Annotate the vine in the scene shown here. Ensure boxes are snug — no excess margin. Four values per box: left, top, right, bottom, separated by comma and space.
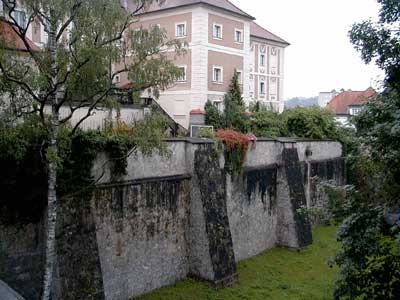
0, 112, 169, 225
216, 129, 255, 176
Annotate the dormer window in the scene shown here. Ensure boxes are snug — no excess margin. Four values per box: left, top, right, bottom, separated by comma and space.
213, 23, 223, 39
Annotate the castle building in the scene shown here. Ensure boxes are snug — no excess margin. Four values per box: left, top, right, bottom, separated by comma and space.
122, 0, 289, 128
0, 0, 289, 129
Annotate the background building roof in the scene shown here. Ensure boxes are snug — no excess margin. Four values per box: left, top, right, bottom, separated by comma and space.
250, 22, 289, 45
326, 87, 377, 114
136, 0, 254, 19
0, 21, 40, 52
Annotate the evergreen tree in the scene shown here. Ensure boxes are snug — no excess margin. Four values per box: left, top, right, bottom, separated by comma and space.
204, 100, 223, 129
223, 71, 249, 132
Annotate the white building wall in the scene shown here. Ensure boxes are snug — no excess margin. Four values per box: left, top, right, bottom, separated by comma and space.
190, 7, 209, 110
242, 21, 251, 106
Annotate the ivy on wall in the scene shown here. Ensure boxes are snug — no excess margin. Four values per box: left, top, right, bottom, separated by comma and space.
0, 113, 169, 225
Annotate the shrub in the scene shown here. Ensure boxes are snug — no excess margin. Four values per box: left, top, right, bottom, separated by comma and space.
197, 127, 215, 139
250, 107, 286, 137
282, 106, 339, 139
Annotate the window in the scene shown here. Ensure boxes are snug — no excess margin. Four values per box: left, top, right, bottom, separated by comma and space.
350, 107, 362, 116
235, 29, 243, 43
260, 54, 265, 67
236, 70, 243, 84
213, 100, 223, 112
177, 65, 187, 82
213, 23, 222, 39
260, 81, 265, 95
176, 23, 186, 38
213, 66, 223, 83
12, 10, 26, 28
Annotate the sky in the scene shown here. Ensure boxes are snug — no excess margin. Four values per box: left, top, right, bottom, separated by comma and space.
230, 0, 384, 99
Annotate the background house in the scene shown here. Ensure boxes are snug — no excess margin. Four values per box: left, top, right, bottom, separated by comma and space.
326, 87, 377, 125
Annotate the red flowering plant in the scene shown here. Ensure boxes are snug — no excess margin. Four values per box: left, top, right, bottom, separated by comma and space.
216, 129, 256, 175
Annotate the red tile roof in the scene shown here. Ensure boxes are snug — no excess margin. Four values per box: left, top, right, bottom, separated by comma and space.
134, 0, 254, 19
119, 81, 133, 89
0, 21, 41, 52
250, 22, 289, 46
326, 87, 377, 114
190, 109, 205, 115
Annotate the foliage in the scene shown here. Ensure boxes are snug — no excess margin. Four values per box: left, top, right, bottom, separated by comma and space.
207, 96, 346, 141
281, 107, 340, 139
330, 205, 400, 300
250, 105, 286, 138
0, 116, 48, 224
0, 1, 185, 297
135, 226, 340, 300
196, 127, 215, 139
216, 129, 253, 176
330, 3, 400, 298
222, 72, 250, 132
349, 0, 400, 91
204, 100, 223, 130
0, 112, 168, 224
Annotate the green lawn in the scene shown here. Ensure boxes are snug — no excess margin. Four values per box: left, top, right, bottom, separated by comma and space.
135, 226, 339, 300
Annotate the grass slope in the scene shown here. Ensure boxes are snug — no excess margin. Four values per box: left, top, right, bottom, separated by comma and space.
135, 226, 339, 300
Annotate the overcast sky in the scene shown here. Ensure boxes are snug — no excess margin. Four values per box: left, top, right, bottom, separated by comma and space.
230, 0, 384, 99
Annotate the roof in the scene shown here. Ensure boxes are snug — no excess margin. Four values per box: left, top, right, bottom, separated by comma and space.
326, 87, 377, 114
134, 0, 254, 19
0, 21, 40, 52
190, 109, 205, 115
250, 22, 289, 46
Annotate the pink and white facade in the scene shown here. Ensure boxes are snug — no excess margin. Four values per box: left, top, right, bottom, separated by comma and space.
125, 0, 289, 128
1, 0, 289, 130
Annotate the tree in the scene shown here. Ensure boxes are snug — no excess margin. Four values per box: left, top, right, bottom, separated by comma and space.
330, 1, 400, 299
0, 1, 184, 299
204, 100, 223, 129
282, 106, 340, 139
250, 105, 285, 138
223, 71, 249, 132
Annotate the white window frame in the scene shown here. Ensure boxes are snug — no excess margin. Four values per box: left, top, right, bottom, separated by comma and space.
234, 28, 243, 43
213, 100, 223, 112
176, 65, 187, 82
212, 66, 224, 83
260, 81, 266, 96
12, 9, 26, 28
175, 22, 187, 38
260, 53, 266, 67
213, 23, 223, 40
236, 70, 243, 84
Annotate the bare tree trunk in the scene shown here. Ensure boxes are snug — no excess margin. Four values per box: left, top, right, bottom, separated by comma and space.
42, 15, 60, 300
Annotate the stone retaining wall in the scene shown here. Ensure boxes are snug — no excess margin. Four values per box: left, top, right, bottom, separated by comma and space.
0, 138, 345, 299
